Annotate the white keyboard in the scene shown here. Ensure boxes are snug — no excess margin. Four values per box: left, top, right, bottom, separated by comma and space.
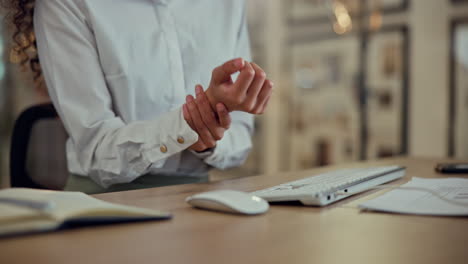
251, 165, 406, 206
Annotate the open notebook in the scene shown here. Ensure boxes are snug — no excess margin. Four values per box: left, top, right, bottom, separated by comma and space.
0, 188, 171, 238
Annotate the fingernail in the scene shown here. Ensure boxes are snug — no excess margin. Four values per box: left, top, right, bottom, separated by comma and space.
187, 95, 194, 102
195, 85, 202, 95
233, 58, 244, 68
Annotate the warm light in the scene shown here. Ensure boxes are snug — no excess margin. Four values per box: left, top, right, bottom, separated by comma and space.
332, 1, 352, 35
369, 11, 383, 31
333, 22, 347, 35
337, 13, 351, 27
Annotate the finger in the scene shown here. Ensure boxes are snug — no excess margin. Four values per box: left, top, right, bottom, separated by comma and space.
183, 103, 195, 130
185, 102, 210, 151
243, 62, 266, 111
183, 103, 189, 121
216, 103, 231, 130
187, 95, 213, 147
186, 95, 217, 148
251, 80, 274, 114
190, 140, 208, 152
232, 62, 255, 100
211, 58, 245, 84
195, 85, 221, 139
195, 85, 221, 140
259, 94, 272, 114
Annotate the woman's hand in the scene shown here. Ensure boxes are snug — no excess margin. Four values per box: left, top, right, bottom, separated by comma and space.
205, 58, 274, 114
183, 85, 231, 152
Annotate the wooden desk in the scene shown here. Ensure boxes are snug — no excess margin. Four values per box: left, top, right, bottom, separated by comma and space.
1, 158, 467, 264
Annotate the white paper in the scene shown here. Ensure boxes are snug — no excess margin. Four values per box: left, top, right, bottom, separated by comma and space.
359, 177, 468, 216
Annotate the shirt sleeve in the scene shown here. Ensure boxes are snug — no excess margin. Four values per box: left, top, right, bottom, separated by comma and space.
34, 0, 199, 188
193, 1, 255, 170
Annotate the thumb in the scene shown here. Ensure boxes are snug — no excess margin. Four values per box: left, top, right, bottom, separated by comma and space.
211, 58, 245, 84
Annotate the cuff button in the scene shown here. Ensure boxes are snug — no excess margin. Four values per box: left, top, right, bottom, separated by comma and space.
160, 145, 168, 153
177, 136, 185, 144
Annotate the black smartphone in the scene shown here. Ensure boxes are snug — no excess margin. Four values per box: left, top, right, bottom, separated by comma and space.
435, 163, 468, 173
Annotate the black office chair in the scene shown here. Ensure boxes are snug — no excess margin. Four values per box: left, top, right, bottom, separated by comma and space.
10, 103, 69, 189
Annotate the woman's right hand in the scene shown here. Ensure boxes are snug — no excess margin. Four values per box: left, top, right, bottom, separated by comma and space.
205, 58, 274, 114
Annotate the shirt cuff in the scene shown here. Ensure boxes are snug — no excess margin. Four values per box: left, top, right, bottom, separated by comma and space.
141, 107, 199, 165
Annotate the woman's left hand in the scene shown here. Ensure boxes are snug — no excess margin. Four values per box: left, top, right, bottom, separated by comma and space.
183, 85, 231, 152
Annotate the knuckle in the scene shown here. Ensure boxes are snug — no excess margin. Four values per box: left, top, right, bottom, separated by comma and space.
242, 105, 251, 113
246, 68, 255, 77
206, 141, 216, 148
263, 85, 272, 94
256, 70, 266, 79
211, 67, 220, 77
247, 102, 256, 112
234, 95, 244, 105
199, 92, 208, 102
251, 108, 261, 115
197, 145, 206, 151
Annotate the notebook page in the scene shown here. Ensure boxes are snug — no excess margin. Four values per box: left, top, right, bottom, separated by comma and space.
0, 188, 169, 221
359, 177, 468, 216
0, 189, 59, 221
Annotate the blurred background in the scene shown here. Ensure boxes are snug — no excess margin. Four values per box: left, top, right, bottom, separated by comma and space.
1, 0, 468, 187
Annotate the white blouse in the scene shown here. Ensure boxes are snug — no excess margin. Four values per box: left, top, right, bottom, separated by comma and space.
34, 0, 254, 188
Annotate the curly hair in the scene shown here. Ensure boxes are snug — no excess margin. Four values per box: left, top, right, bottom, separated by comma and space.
1, 0, 46, 94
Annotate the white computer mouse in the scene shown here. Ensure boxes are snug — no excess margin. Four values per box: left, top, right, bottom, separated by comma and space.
185, 190, 269, 215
